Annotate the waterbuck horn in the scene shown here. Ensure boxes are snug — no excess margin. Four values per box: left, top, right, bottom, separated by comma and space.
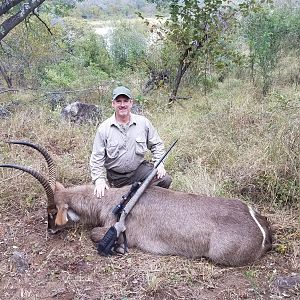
0, 164, 55, 206
7, 140, 56, 191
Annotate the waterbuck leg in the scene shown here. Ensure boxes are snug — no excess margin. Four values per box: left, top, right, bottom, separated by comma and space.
90, 227, 126, 254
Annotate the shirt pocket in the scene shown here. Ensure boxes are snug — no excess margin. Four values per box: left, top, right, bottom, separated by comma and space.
107, 140, 119, 159
135, 137, 147, 156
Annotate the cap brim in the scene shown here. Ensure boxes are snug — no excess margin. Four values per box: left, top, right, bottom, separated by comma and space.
112, 93, 132, 101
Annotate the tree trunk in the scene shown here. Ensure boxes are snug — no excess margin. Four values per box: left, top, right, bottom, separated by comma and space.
169, 45, 201, 103
250, 55, 255, 83
0, 64, 12, 88
170, 59, 185, 102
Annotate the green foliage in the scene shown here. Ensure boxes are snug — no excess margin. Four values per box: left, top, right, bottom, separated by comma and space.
110, 22, 148, 70
166, 0, 267, 52
243, 7, 300, 95
52, 20, 113, 85
42, 59, 109, 89
0, 14, 112, 90
73, 32, 113, 75
244, 9, 287, 95
41, 0, 82, 17
0, 14, 65, 88
157, 0, 269, 97
185, 38, 244, 92
285, 8, 300, 50
41, 22, 112, 89
43, 60, 77, 88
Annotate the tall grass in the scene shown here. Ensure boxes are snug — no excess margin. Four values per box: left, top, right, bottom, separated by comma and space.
0, 97, 96, 211
149, 78, 300, 207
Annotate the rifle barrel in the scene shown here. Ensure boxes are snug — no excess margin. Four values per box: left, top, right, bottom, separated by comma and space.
154, 138, 178, 168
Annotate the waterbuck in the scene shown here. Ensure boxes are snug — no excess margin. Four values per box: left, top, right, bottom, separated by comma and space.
0, 141, 272, 266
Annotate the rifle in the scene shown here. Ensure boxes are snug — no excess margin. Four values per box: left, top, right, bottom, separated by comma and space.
112, 181, 141, 218
97, 139, 178, 256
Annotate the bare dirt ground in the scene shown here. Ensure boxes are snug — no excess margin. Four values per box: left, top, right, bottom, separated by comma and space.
0, 200, 299, 300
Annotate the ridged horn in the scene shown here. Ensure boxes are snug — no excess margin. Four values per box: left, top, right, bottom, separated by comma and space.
7, 140, 56, 191
0, 164, 55, 206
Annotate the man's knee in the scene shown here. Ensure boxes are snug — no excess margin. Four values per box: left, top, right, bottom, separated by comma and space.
156, 174, 172, 189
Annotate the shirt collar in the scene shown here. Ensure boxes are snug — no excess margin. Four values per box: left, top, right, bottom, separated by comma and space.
110, 113, 137, 127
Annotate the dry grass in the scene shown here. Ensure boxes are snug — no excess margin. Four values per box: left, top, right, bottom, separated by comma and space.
149, 80, 300, 205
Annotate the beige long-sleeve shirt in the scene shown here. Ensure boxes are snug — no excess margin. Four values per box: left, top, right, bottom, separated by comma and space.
90, 113, 165, 183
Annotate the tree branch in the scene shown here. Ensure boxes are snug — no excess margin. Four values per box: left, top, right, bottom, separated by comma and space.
0, 88, 19, 94
0, 0, 24, 16
32, 11, 52, 35
0, 0, 47, 41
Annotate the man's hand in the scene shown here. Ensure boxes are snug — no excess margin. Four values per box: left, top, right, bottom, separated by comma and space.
94, 178, 110, 198
156, 163, 166, 179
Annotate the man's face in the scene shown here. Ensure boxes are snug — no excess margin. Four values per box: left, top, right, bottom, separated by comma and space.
112, 95, 133, 118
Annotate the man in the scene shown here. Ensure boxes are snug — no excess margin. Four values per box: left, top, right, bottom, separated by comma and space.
90, 86, 172, 198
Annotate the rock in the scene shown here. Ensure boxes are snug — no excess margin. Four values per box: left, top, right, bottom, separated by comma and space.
11, 251, 29, 273
61, 101, 101, 124
0, 106, 11, 118
131, 103, 144, 115
0, 100, 21, 119
272, 274, 300, 289
47, 93, 67, 111
271, 273, 300, 297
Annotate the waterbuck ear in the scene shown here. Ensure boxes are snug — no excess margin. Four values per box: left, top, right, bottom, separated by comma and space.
55, 204, 69, 226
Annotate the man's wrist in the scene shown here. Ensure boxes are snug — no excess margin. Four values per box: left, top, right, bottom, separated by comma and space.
95, 178, 106, 185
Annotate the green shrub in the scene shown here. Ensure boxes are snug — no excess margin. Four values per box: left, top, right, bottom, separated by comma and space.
36, 24, 113, 89
244, 7, 300, 95
42, 59, 110, 89
110, 22, 148, 70
73, 32, 113, 75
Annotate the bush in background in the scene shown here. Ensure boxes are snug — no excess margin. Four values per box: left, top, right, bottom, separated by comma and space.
42, 31, 112, 89
109, 21, 148, 71
243, 7, 300, 95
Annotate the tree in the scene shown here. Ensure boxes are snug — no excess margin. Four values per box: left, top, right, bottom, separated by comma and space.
153, 0, 271, 101
245, 9, 289, 95
0, 1, 84, 41
0, 0, 47, 41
